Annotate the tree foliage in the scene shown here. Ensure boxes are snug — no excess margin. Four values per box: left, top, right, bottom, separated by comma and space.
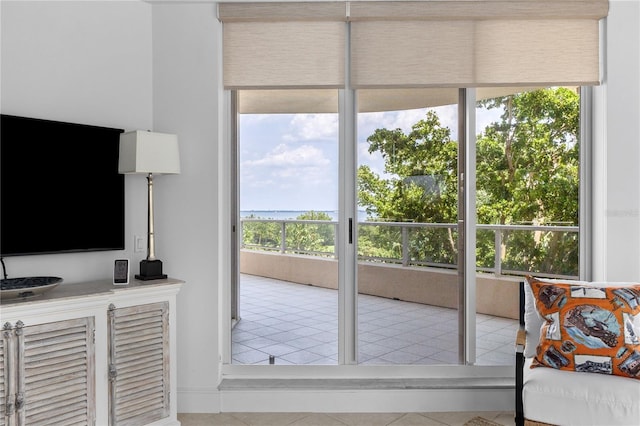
357, 88, 580, 276
242, 214, 280, 250
242, 88, 581, 276
242, 211, 335, 256
359, 110, 458, 223
286, 211, 335, 255
357, 111, 459, 265
476, 88, 579, 226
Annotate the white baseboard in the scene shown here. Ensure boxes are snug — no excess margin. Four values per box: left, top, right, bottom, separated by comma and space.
218, 388, 513, 413
177, 387, 221, 413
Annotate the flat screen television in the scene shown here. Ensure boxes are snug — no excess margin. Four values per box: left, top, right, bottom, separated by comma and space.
1, 114, 125, 256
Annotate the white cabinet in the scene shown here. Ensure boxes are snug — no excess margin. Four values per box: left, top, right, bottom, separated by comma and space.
0, 278, 183, 426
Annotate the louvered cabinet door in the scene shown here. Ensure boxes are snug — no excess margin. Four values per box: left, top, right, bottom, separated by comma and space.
19, 317, 96, 426
108, 302, 170, 426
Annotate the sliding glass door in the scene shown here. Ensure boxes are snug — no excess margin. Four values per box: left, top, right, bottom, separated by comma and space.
474, 87, 583, 365
356, 88, 463, 365
232, 90, 340, 365
229, 86, 584, 367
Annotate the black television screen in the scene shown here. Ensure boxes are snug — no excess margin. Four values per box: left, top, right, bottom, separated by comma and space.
1, 114, 125, 256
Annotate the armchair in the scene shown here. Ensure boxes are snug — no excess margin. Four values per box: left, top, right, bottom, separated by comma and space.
515, 278, 640, 426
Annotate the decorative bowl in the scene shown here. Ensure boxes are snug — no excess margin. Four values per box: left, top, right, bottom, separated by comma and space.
0, 276, 63, 299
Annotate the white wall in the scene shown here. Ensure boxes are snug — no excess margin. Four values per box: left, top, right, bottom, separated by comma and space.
151, 2, 222, 413
0, 0, 223, 413
593, 0, 640, 281
0, 1, 152, 283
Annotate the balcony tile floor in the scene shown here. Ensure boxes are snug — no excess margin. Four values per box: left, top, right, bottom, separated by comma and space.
233, 274, 518, 366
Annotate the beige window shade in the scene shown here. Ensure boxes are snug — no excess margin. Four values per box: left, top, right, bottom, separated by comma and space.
474, 20, 600, 87
351, 19, 602, 88
220, 1, 608, 90
350, 0, 608, 88
238, 90, 339, 114
223, 21, 345, 89
351, 20, 475, 89
237, 88, 459, 114
220, 2, 347, 89
237, 87, 551, 114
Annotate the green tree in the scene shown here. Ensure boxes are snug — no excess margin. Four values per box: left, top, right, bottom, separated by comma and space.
358, 88, 580, 275
242, 214, 280, 250
359, 110, 458, 223
476, 88, 579, 275
476, 88, 579, 226
242, 211, 335, 256
357, 110, 458, 264
286, 211, 334, 256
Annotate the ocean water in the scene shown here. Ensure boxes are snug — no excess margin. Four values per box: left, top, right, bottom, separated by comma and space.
241, 210, 367, 221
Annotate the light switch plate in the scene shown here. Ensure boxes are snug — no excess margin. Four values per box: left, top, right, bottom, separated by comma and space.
134, 235, 145, 253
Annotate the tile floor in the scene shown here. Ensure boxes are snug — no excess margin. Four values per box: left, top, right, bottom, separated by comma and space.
233, 274, 518, 366
178, 411, 516, 425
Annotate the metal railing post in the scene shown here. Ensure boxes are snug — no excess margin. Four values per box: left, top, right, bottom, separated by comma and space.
280, 221, 286, 254
494, 228, 502, 276
402, 225, 409, 267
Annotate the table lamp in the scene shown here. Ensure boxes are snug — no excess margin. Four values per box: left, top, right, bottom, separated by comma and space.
118, 130, 180, 280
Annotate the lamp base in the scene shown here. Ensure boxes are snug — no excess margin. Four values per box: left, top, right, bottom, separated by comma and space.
135, 259, 168, 281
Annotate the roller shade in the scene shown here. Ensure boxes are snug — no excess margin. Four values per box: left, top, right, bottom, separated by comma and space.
349, 1, 608, 88
351, 20, 474, 88
219, 2, 347, 89
238, 90, 339, 114
237, 87, 552, 114
220, 1, 608, 91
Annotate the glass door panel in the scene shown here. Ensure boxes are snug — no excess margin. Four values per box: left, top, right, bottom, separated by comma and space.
474, 87, 581, 365
356, 88, 461, 365
233, 89, 340, 365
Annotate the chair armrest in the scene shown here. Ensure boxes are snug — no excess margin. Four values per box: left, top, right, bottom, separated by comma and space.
515, 326, 526, 426
516, 327, 526, 353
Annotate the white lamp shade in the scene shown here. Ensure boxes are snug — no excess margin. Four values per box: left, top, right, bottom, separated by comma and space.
118, 130, 181, 175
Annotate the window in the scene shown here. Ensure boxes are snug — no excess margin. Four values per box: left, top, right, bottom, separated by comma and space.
220, 1, 604, 369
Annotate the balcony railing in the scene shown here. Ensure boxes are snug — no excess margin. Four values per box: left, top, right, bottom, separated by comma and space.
241, 218, 579, 279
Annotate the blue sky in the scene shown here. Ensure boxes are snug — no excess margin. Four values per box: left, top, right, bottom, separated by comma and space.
239, 105, 501, 211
